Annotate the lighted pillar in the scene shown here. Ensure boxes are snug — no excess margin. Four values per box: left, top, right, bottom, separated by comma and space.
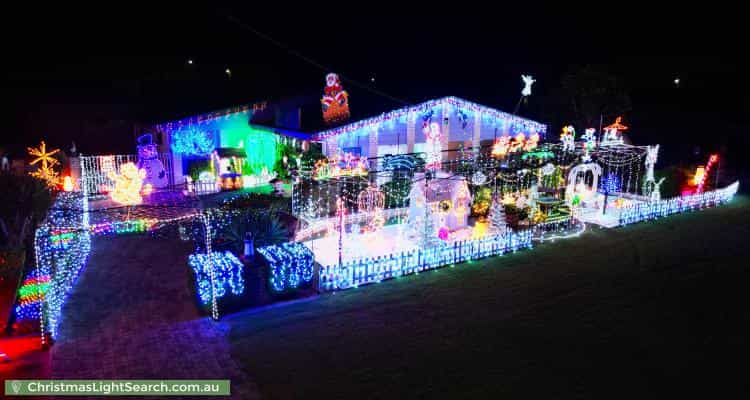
368, 125, 379, 161
441, 104, 451, 162
326, 136, 339, 157
406, 111, 416, 153
337, 197, 345, 267
472, 112, 481, 156
69, 156, 81, 191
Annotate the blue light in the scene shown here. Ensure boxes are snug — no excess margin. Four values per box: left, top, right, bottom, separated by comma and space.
318, 230, 534, 292
619, 181, 738, 225
171, 129, 215, 156
599, 173, 622, 194
257, 242, 314, 292
187, 251, 245, 304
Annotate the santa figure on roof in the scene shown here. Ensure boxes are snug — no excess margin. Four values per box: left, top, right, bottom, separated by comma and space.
321, 73, 350, 124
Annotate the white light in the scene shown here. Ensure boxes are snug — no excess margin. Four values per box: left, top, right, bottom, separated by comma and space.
674, 77, 680, 85
225, 68, 231, 75
521, 75, 535, 97
188, 59, 193, 65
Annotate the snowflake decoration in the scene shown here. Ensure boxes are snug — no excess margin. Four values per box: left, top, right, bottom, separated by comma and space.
28, 141, 61, 187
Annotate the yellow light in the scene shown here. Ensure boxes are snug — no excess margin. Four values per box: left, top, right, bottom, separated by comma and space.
27, 140, 61, 187
62, 176, 74, 192
472, 221, 488, 239
108, 162, 147, 205
693, 166, 705, 186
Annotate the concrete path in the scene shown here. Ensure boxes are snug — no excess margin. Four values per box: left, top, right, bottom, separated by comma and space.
49, 235, 258, 399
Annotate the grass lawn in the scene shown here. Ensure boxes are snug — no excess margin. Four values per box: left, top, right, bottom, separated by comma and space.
226, 196, 750, 399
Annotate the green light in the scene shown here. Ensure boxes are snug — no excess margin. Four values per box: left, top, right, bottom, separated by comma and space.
216, 115, 279, 175
245, 127, 278, 175
18, 282, 49, 298
521, 150, 554, 160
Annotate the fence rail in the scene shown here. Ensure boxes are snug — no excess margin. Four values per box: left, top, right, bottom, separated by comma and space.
318, 230, 533, 291
79, 153, 173, 196
619, 181, 739, 226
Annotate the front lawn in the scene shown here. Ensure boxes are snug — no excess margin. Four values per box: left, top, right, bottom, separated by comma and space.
226, 196, 750, 399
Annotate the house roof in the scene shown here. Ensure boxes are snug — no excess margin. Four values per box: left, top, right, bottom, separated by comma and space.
249, 124, 311, 140
154, 100, 312, 140
313, 96, 547, 141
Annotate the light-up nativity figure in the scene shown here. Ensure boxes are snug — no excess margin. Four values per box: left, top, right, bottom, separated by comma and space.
601, 116, 628, 146
213, 148, 246, 191
357, 184, 386, 233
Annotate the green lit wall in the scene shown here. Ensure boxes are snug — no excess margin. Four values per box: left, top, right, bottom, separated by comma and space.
215, 113, 279, 175
244, 127, 278, 175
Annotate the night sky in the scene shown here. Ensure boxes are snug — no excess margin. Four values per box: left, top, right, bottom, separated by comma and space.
3, 6, 748, 169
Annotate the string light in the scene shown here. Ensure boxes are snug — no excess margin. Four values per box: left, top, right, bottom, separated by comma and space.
257, 243, 314, 292
314, 96, 547, 141
696, 154, 719, 193
521, 75, 535, 97
321, 73, 351, 124
187, 251, 245, 304
619, 181, 738, 225
28, 141, 61, 187
319, 230, 533, 291
33, 193, 92, 341
560, 126, 575, 152
108, 163, 148, 205
171, 129, 215, 156
424, 122, 442, 170
601, 116, 628, 146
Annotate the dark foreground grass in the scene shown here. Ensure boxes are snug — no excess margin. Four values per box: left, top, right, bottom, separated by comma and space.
226, 197, 750, 399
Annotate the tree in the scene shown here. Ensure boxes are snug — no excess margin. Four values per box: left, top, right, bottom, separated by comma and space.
558, 65, 632, 130
420, 205, 440, 248
488, 199, 506, 235
0, 173, 53, 249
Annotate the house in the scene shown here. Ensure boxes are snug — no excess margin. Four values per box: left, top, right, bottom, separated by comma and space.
154, 100, 312, 192
313, 96, 547, 161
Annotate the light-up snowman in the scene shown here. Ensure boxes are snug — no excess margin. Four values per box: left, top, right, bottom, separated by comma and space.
137, 134, 169, 189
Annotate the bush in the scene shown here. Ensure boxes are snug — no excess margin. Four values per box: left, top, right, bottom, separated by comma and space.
471, 187, 492, 218
221, 192, 291, 214
273, 143, 300, 181
216, 209, 290, 255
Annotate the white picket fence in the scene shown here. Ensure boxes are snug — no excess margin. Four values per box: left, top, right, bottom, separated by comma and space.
619, 181, 739, 225
318, 230, 534, 291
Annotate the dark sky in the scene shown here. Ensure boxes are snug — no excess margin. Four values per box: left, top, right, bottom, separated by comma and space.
3, 5, 748, 168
